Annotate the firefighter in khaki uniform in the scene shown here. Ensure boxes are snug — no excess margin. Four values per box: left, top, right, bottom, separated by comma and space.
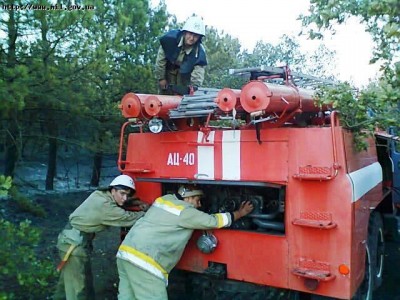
154, 15, 208, 95
53, 175, 147, 300
116, 185, 254, 300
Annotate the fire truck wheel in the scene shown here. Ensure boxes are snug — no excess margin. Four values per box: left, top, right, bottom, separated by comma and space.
367, 211, 385, 290
353, 211, 385, 300
352, 242, 373, 300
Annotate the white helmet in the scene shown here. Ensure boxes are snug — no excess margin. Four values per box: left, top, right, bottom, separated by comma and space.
178, 185, 204, 198
182, 15, 205, 36
109, 175, 135, 191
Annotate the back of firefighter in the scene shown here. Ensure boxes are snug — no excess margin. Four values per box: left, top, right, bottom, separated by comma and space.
53, 174, 147, 300
116, 185, 254, 300
154, 15, 208, 95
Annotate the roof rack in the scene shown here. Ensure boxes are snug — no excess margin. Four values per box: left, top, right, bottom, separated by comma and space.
168, 88, 219, 119
229, 65, 337, 89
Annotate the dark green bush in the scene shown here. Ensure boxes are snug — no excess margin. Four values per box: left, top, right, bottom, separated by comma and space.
0, 219, 56, 299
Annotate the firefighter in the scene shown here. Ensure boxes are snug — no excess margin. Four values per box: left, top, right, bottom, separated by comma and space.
154, 15, 208, 95
116, 185, 254, 300
53, 174, 148, 300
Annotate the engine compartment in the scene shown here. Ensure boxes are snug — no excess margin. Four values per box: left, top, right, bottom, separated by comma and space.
162, 182, 286, 234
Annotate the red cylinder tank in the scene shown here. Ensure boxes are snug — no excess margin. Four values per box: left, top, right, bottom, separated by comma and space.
119, 93, 183, 119
144, 95, 182, 117
240, 81, 321, 113
119, 93, 143, 118
214, 88, 241, 112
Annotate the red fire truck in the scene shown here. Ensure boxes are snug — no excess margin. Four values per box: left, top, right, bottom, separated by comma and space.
117, 66, 399, 299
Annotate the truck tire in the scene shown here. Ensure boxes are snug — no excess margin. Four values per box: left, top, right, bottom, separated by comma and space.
367, 211, 385, 290
352, 242, 373, 300
353, 211, 385, 300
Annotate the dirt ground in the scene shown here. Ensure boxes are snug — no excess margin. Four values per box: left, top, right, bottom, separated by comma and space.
3, 189, 400, 299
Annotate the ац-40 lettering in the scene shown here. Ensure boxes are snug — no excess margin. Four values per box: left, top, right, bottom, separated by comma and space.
167, 152, 195, 166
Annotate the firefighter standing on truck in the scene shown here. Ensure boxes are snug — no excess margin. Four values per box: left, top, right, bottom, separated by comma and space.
53, 175, 148, 300
116, 185, 254, 300
154, 15, 208, 95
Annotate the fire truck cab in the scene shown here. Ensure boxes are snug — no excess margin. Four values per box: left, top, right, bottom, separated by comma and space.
118, 66, 399, 299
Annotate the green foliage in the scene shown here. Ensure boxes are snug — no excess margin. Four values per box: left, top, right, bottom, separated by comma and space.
360, 63, 400, 127
316, 78, 399, 151
300, 0, 400, 150
236, 34, 338, 85
300, 0, 399, 66
0, 66, 29, 117
203, 32, 338, 89
68, 0, 170, 159
301, 44, 338, 79
0, 219, 56, 299
316, 83, 373, 151
241, 42, 277, 67
203, 27, 245, 88
0, 176, 12, 197
0, 0, 170, 182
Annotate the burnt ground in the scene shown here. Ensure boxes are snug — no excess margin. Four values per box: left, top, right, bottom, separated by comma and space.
1, 190, 398, 300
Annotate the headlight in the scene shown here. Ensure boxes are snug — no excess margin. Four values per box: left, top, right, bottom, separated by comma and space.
148, 117, 163, 133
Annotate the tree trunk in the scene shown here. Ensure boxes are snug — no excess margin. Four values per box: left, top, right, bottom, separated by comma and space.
90, 152, 103, 187
45, 120, 58, 190
4, 118, 18, 177
4, 9, 19, 177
